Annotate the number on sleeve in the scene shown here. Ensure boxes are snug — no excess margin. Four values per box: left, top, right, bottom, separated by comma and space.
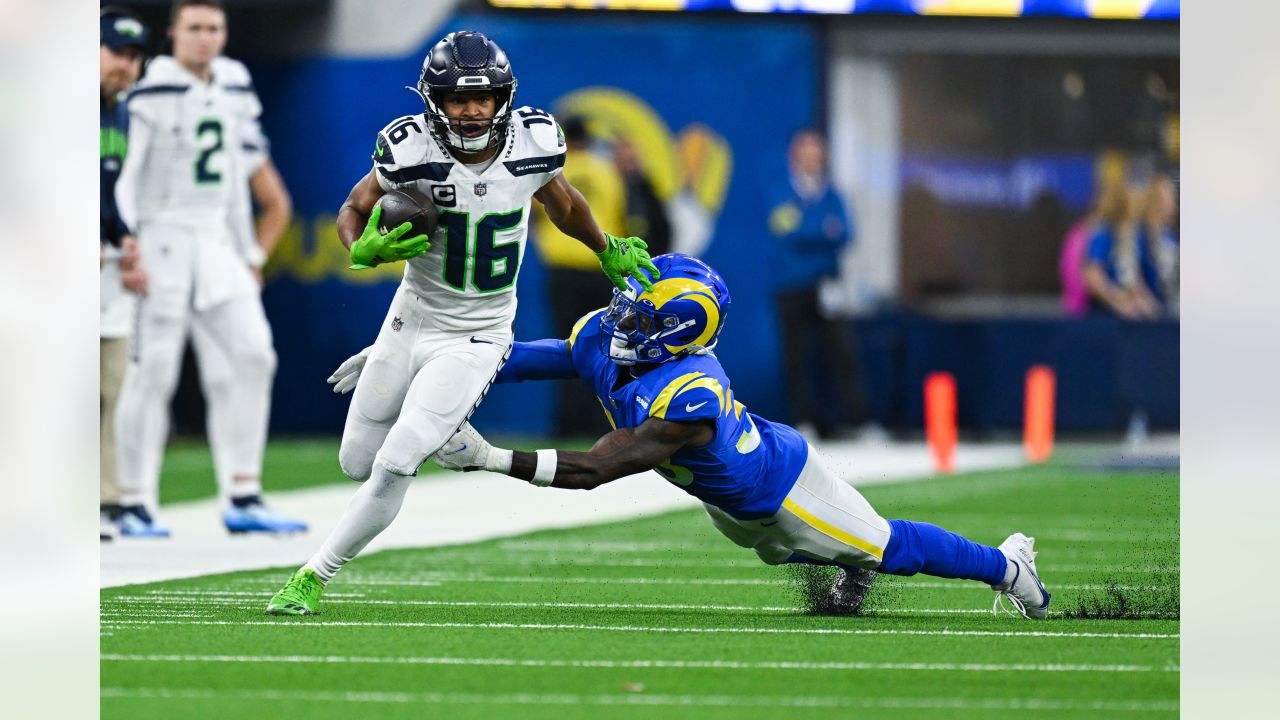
517, 108, 553, 128
387, 118, 422, 144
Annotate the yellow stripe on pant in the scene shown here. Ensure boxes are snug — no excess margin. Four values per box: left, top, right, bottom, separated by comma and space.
781, 497, 885, 562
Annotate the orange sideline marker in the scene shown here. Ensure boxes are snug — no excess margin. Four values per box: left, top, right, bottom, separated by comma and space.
1024, 364, 1056, 463
924, 372, 956, 474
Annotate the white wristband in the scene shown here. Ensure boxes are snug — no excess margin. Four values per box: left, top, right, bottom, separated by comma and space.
484, 448, 513, 474
532, 449, 557, 487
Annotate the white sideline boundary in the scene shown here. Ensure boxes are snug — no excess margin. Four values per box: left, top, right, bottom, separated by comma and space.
100, 441, 1024, 588
96, 617, 1179, 639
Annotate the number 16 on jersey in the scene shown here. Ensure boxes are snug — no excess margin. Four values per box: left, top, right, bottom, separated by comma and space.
438, 209, 524, 293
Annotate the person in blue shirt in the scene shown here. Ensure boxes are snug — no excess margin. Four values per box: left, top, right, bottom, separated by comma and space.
100, 6, 151, 540
293, 254, 1052, 621
1083, 180, 1162, 319
768, 129, 870, 438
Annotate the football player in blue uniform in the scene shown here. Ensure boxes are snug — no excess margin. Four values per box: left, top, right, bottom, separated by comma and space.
331, 254, 1051, 619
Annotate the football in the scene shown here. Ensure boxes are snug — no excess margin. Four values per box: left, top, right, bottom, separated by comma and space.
375, 188, 439, 239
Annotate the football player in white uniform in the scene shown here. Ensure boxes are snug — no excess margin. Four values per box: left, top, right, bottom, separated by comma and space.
113, 0, 306, 536
267, 30, 659, 614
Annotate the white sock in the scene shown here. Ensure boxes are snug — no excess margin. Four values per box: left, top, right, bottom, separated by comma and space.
305, 463, 413, 584
997, 558, 1017, 590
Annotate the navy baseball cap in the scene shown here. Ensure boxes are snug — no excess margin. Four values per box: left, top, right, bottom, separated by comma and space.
101, 8, 150, 52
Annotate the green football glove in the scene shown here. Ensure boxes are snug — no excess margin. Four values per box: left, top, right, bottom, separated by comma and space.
596, 233, 660, 292
349, 205, 431, 270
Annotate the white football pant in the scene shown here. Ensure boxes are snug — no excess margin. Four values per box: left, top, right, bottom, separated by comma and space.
703, 446, 892, 570
115, 221, 276, 510
307, 285, 510, 583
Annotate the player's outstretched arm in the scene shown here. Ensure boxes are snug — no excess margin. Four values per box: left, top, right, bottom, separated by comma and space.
436, 418, 712, 490
327, 338, 578, 396
534, 175, 660, 291
533, 174, 607, 252
495, 339, 578, 384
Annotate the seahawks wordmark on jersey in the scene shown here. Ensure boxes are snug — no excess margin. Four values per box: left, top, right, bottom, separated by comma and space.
372, 106, 566, 333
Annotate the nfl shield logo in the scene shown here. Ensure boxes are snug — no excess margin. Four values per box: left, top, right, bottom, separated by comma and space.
474, 182, 487, 197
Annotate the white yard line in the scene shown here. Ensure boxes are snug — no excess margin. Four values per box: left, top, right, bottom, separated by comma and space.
101, 653, 1176, 673
102, 596, 1168, 617
328, 554, 1177, 572
101, 441, 1026, 588
100, 687, 1178, 712
97, 616, 1178, 639
301, 575, 1169, 591
108, 596, 798, 612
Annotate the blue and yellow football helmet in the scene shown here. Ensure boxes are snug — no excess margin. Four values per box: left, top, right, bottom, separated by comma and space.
600, 254, 731, 366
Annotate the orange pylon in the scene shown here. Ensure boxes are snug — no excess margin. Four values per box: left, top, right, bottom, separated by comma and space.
925, 372, 957, 474
1024, 365, 1056, 463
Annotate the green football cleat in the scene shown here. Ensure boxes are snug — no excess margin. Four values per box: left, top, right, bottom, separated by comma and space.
265, 567, 324, 616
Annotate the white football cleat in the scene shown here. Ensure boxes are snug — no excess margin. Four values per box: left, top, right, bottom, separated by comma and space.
991, 532, 1051, 619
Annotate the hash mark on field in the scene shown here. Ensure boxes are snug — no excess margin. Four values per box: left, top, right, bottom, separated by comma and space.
97, 617, 1180, 639
102, 653, 1177, 673
100, 686, 1179, 712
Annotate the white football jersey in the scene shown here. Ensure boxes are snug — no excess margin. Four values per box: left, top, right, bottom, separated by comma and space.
372, 106, 567, 332
121, 56, 261, 239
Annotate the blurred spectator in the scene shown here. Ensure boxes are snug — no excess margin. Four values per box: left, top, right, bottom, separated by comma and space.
768, 129, 872, 440
100, 7, 150, 541
1060, 177, 1122, 317
1083, 180, 1160, 319
1136, 172, 1179, 314
532, 115, 626, 436
614, 137, 671, 257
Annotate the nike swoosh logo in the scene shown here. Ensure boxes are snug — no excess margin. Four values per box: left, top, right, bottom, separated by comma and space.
443, 443, 468, 456
685, 401, 708, 412
470, 337, 498, 345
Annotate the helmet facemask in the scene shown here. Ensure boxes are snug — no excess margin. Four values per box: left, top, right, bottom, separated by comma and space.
601, 287, 708, 367
422, 84, 515, 154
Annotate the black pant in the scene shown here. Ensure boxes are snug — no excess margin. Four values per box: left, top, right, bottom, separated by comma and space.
775, 286, 870, 432
547, 267, 616, 437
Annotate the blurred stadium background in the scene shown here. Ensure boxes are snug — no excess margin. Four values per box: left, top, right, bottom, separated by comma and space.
118, 0, 1179, 446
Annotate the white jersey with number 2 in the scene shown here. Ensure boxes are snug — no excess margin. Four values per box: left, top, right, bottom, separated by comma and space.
371, 106, 566, 333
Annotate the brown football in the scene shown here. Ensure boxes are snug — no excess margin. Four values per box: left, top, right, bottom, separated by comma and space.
375, 188, 439, 239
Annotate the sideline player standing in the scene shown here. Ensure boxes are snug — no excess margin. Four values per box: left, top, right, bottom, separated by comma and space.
114, 0, 305, 536
267, 31, 658, 613
100, 7, 150, 541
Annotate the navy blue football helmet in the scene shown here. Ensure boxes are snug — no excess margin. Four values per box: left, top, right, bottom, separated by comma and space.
601, 254, 732, 366
417, 31, 516, 153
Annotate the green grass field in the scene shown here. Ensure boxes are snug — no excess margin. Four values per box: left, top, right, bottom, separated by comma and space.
103, 462, 1179, 719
